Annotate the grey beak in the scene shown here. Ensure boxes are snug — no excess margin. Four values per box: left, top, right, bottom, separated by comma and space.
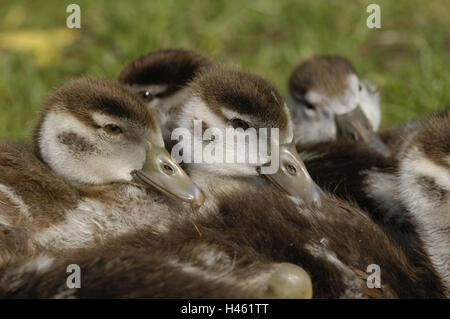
335, 106, 391, 157
261, 141, 324, 207
133, 146, 205, 206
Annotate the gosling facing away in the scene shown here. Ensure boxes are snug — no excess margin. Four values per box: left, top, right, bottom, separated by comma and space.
287, 55, 389, 156
118, 48, 213, 145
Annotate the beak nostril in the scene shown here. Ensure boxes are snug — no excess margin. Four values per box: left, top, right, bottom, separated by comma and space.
286, 164, 297, 176
162, 164, 175, 175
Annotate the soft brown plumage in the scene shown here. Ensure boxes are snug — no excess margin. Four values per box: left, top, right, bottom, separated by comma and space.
118, 48, 213, 97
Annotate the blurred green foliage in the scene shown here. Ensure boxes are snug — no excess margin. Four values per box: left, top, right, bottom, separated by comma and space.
0, 0, 449, 140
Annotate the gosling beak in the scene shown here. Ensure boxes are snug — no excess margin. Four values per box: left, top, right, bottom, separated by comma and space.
262, 141, 324, 207
335, 106, 391, 157
133, 146, 205, 206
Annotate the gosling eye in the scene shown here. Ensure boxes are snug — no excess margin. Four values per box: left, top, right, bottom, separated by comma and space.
139, 90, 154, 102
231, 118, 250, 130
358, 84, 363, 92
302, 100, 316, 111
103, 123, 123, 135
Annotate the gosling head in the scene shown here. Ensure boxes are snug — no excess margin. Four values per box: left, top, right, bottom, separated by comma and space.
33, 78, 204, 205
287, 56, 386, 154
118, 49, 213, 142
173, 67, 323, 207
397, 111, 450, 228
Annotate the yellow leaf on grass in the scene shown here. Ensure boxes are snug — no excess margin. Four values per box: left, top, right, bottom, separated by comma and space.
1, 5, 27, 29
0, 28, 79, 67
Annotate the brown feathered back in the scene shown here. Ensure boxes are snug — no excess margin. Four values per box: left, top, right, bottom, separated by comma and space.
289, 55, 357, 98
2, 183, 445, 298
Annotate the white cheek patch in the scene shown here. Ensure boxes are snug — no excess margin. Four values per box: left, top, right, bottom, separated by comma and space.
295, 117, 337, 144
40, 111, 145, 185
39, 111, 96, 182
409, 156, 450, 190
177, 96, 226, 132
305, 90, 322, 106
347, 73, 359, 91
341, 74, 360, 109
359, 79, 381, 131
288, 92, 325, 140
324, 98, 350, 115
40, 111, 93, 151
312, 93, 355, 116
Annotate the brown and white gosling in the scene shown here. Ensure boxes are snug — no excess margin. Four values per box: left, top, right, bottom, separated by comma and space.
393, 112, 449, 295
118, 49, 213, 146
0, 78, 203, 262
287, 55, 389, 156
298, 111, 449, 296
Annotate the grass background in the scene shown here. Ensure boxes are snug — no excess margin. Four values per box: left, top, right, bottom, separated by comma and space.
0, 0, 448, 141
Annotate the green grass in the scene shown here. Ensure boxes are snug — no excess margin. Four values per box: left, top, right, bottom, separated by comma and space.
0, 0, 449, 140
